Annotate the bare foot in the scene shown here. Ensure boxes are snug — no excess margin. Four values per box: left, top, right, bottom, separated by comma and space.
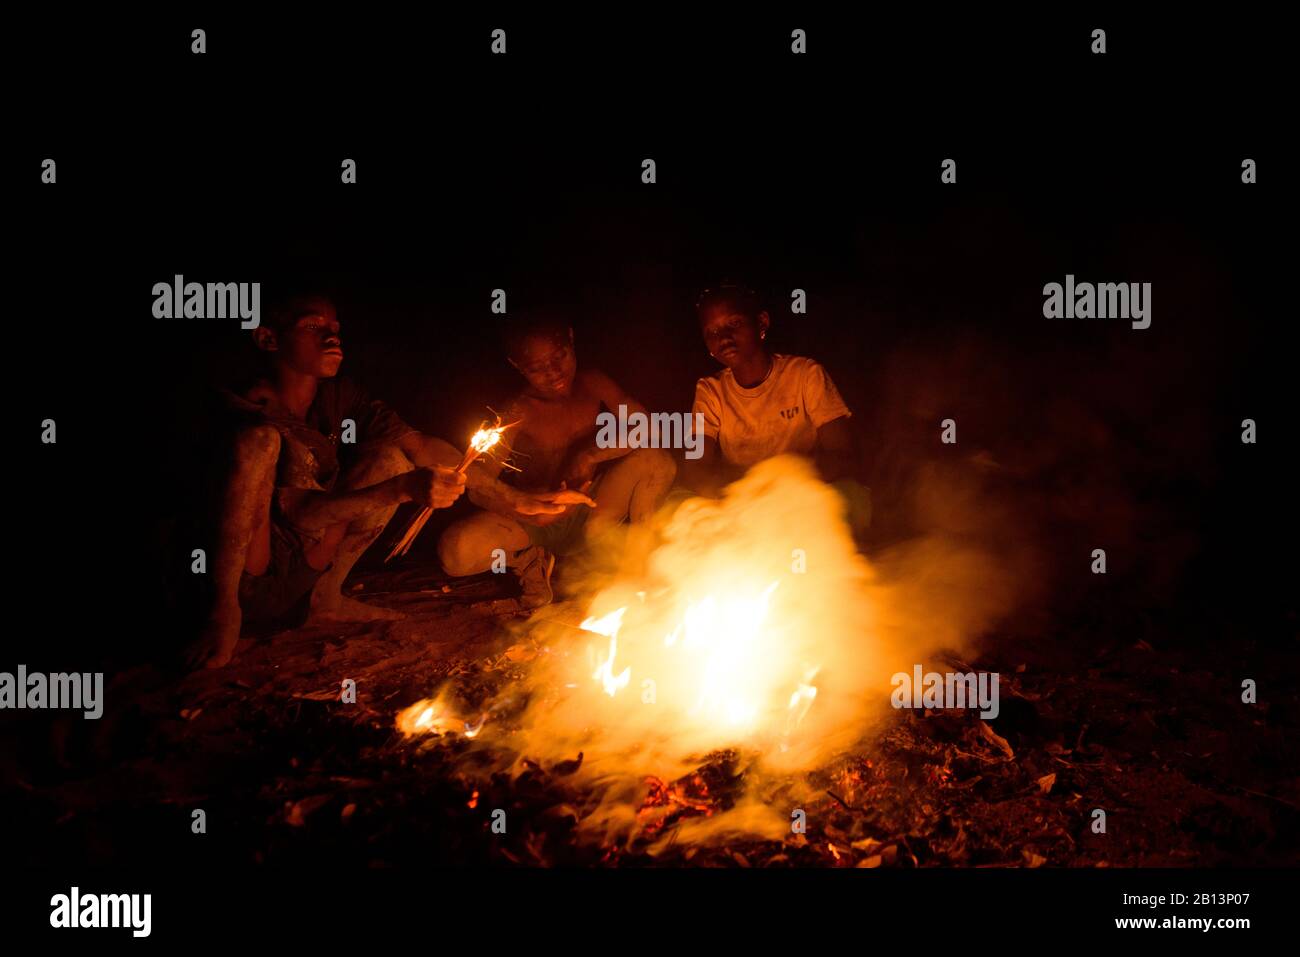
308, 594, 407, 623
185, 611, 242, 670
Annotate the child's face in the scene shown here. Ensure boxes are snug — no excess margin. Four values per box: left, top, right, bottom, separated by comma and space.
511, 331, 577, 397
699, 304, 767, 369
261, 310, 345, 378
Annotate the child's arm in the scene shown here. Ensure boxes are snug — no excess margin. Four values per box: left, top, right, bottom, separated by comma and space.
679, 377, 738, 496
814, 415, 856, 482
397, 431, 464, 468
560, 370, 646, 486
680, 436, 744, 497
285, 467, 464, 531
461, 449, 594, 518
391, 429, 584, 517
802, 360, 857, 481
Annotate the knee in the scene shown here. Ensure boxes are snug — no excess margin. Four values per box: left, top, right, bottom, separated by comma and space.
344, 442, 413, 489
437, 523, 479, 577
631, 447, 676, 486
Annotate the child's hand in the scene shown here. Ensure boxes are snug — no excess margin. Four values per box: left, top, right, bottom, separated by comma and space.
513, 494, 564, 517
563, 449, 599, 489
516, 482, 595, 514
405, 466, 467, 509
541, 484, 596, 507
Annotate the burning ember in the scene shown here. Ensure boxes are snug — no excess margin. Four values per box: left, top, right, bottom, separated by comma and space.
396, 687, 485, 739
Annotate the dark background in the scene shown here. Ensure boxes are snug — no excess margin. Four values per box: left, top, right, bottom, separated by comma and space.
3, 11, 1297, 938
9, 12, 1292, 670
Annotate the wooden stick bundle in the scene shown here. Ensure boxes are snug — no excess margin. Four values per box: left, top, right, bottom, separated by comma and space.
384, 419, 509, 562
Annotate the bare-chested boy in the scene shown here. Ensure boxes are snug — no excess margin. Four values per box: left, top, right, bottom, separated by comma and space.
188, 294, 576, 670
436, 315, 676, 599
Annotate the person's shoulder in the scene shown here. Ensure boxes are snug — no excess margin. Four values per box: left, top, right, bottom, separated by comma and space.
576, 367, 617, 395
776, 354, 825, 375
779, 354, 840, 385
223, 376, 273, 412
218, 380, 281, 439
502, 389, 534, 423
696, 367, 730, 388
694, 369, 729, 399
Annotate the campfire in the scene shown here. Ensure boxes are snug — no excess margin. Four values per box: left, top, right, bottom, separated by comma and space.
391, 455, 980, 856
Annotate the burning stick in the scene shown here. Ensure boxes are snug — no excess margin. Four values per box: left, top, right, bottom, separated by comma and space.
385, 417, 514, 562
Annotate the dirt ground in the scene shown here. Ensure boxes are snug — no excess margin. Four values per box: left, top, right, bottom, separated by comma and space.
4, 560, 1298, 870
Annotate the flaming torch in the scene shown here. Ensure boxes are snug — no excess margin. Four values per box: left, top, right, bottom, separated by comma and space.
385, 417, 513, 562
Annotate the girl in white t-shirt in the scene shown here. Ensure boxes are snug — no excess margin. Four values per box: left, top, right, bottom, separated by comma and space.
682, 284, 870, 533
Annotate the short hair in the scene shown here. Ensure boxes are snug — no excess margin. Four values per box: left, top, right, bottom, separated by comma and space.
694, 281, 763, 321
501, 311, 572, 359
264, 292, 337, 335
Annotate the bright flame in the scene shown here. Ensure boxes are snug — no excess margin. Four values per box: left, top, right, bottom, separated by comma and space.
592, 635, 631, 696
397, 698, 449, 736
396, 687, 486, 739
576, 580, 814, 735
579, 607, 626, 637
515, 458, 891, 786
469, 426, 505, 455
583, 607, 631, 696
682, 581, 781, 729
410, 454, 1025, 848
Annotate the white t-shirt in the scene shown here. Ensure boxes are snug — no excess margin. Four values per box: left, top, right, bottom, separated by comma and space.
692, 354, 852, 468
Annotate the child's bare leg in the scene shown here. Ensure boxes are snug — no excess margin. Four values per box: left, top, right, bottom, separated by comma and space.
584, 449, 676, 574
437, 510, 532, 577
307, 443, 415, 622
440, 511, 555, 609
187, 425, 280, 669
585, 448, 676, 543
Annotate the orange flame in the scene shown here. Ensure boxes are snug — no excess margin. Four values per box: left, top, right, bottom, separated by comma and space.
576, 579, 820, 738
468, 425, 505, 455
395, 687, 487, 739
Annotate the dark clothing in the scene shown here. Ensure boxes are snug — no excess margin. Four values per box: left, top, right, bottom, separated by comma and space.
221, 376, 416, 623
222, 376, 416, 494
237, 518, 326, 626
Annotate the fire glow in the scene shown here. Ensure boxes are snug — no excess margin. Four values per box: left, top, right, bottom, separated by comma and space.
578, 580, 813, 736
396, 687, 485, 739
395, 455, 1018, 847
513, 456, 891, 788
